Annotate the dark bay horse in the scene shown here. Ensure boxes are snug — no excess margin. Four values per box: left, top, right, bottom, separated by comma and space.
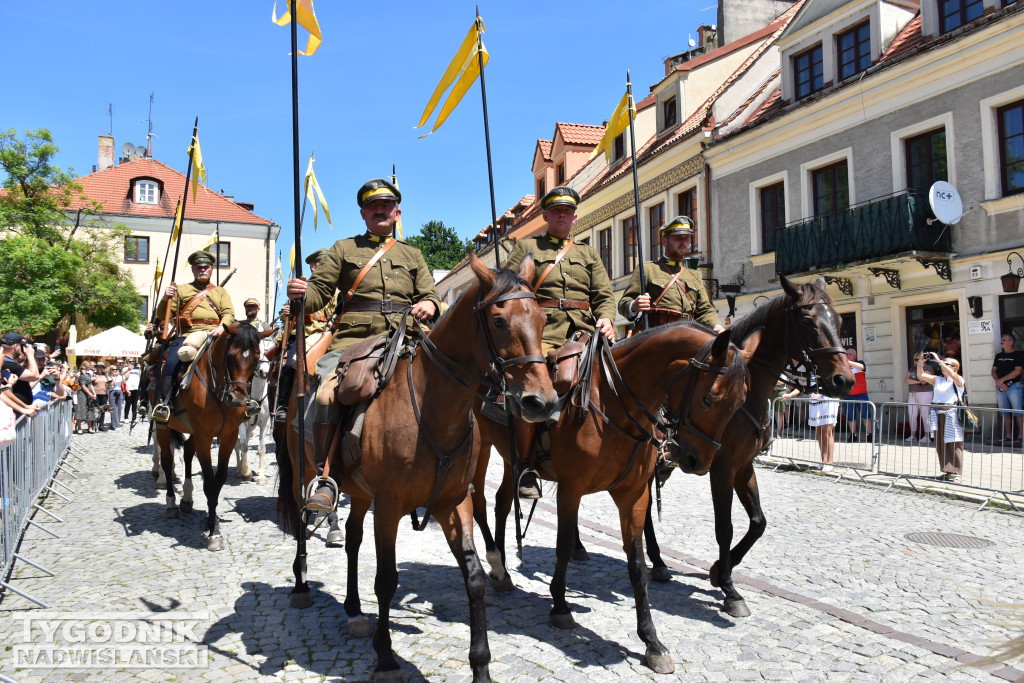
152, 322, 275, 551
471, 322, 761, 674
636, 275, 854, 617
276, 252, 557, 683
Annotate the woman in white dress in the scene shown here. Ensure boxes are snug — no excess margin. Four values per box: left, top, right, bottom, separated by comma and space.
915, 353, 965, 483
808, 391, 840, 472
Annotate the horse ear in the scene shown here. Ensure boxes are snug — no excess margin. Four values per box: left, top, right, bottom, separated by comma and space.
780, 274, 801, 301
738, 329, 763, 364
469, 250, 496, 293
517, 254, 536, 285
226, 322, 240, 334
710, 328, 731, 361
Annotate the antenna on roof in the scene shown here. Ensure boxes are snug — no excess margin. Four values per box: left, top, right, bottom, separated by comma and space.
108, 103, 113, 136
145, 92, 154, 157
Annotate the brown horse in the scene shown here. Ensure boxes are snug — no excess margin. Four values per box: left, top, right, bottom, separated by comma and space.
151, 322, 274, 551
635, 275, 854, 617
471, 321, 760, 674
276, 252, 557, 683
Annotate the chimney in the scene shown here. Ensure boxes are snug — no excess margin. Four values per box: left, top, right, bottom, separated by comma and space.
98, 135, 114, 171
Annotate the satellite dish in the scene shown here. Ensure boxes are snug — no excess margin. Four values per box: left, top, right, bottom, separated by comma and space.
928, 181, 963, 225
688, 36, 696, 48
137, 143, 148, 157
122, 142, 136, 158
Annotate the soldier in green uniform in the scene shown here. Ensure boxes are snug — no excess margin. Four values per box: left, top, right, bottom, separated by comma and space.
242, 297, 272, 332
151, 250, 236, 423
273, 248, 339, 422
618, 216, 724, 333
286, 178, 441, 511
504, 186, 617, 498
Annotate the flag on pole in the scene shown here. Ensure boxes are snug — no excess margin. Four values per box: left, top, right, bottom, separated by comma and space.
304, 153, 331, 231
590, 89, 636, 162
170, 199, 183, 243
150, 258, 163, 301
276, 252, 284, 292
272, 0, 322, 56
416, 16, 488, 138
187, 134, 207, 202
198, 224, 219, 251
289, 244, 296, 277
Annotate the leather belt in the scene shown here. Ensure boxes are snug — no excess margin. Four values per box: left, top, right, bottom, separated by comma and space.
537, 298, 590, 310
177, 317, 221, 329
346, 300, 410, 314
304, 314, 328, 324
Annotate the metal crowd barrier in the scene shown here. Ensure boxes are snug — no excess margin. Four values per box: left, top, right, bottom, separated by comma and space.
0, 399, 79, 608
759, 395, 1024, 511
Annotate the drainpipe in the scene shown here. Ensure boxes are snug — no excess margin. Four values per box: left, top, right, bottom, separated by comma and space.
703, 160, 714, 290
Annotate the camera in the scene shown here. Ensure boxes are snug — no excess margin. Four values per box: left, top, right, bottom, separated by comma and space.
45, 360, 55, 368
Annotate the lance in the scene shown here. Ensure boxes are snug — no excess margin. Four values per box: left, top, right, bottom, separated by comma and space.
474, 6, 501, 270
625, 72, 649, 332
161, 117, 200, 342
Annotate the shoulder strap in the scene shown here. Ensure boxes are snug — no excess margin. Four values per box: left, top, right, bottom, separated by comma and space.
344, 238, 398, 303
180, 284, 218, 320
532, 239, 574, 293
651, 268, 685, 306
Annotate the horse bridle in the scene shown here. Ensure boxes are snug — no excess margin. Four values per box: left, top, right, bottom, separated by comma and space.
783, 300, 846, 390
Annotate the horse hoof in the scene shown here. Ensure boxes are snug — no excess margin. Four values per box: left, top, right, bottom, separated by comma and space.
290, 589, 312, 609
371, 668, 406, 683
165, 507, 179, 519
348, 615, 372, 638
206, 535, 225, 552
723, 598, 751, 618
179, 501, 193, 515
550, 612, 576, 629
326, 530, 344, 547
646, 650, 675, 674
256, 476, 266, 486
650, 566, 672, 583
488, 572, 514, 593
572, 547, 590, 562
708, 562, 720, 588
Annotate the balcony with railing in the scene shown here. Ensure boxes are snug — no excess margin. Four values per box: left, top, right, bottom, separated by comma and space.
775, 190, 953, 276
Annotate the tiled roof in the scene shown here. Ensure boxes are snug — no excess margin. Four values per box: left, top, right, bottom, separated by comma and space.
554, 122, 605, 146
881, 15, 921, 61
67, 158, 274, 225
537, 139, 553, 161
636, 93, 656, 110
741, 84, 783, 127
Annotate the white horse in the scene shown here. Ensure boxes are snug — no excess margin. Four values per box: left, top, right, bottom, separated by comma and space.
234, 336, 276, 484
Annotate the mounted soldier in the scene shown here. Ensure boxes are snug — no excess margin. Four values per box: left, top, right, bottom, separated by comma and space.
151, 250, 236, 423
285, 178, 441, 513
618, 215, 725, 334
503, 186, 617, 498
273, 248, 337, 422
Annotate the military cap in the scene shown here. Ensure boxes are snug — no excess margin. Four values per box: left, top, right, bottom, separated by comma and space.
243, 298, 260, 307
660, 216, 694, 237
305, 248, 327, 265
188, 250, 216, 266
357, 178, 401, 208
541, 186, 581, 210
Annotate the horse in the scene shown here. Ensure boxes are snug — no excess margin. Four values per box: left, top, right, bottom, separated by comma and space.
151, 321, 276, 551
622, 275, 854, 618
234, 335, 277, 485
471, 321, 761, 674
276, 252, 557, 683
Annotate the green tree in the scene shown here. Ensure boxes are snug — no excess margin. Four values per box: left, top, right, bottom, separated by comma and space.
406, 220, 472, 272
0, 129, 143, 336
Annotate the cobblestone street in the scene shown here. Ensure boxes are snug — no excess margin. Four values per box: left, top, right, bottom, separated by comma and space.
1, 422, 1023, 682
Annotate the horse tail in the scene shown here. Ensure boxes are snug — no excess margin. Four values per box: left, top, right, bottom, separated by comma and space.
275, 435, 301, 536
170, 429, 186, 451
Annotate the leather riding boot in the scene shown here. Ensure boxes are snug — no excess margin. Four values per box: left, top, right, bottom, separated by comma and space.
275, 367, 295, 422
151, 374, 174, 424
517, 469, 541, 499
304, 422, 339, 512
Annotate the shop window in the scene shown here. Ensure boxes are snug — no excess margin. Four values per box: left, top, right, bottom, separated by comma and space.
999, 294, 1024, 349
906, 302, 961, 367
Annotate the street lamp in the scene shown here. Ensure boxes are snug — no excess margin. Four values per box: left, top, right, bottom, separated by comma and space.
1001, 251, 1024, 293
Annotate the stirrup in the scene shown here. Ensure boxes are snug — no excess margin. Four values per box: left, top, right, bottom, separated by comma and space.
274, 406, 288, 423
244, 399, 261, 418
151, 404, 171, 423
517, 469, 542, 500
303, 476, 339, 512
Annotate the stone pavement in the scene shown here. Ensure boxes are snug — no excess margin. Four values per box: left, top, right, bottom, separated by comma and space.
1, 421, 1023, 682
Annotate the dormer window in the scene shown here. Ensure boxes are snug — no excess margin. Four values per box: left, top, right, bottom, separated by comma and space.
662, 96, 678, 130
940, 0, 983, 34
558, 162, 566, 184
613, 133, 625, 161
135, 179, 158, 204
793, 44, 824, 100
837, 22, 871, 80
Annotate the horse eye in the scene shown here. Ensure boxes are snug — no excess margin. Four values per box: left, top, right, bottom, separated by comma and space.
491, 316, 508, 330
702, 396, 713, 409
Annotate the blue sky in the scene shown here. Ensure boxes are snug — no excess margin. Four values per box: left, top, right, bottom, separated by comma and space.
2, 1, 716, 267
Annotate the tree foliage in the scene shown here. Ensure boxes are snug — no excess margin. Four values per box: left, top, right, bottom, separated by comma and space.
0, 129, 143, 335
405, 220, 472, 272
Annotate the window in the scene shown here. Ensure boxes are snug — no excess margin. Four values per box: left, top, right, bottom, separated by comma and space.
759, 182, 785, 253
598, 228, 612, 275
536, 177, 546, 199
662, 96, 678, 129
622, 216, 637, 276
905, 128, 948, 192
999, 294, 1024, 351
211, 241, 230, 267
140, 295, 149, 322
812, 161, 849, 216
793, 45, 824, 100
837, 22, 871, 81
997, 99, 1024, 196
134, 180, 158, 204
577, 236, 590, 247
557, 163, 566, 184
677, 188, 697, 220
940, 0, 983, 34
124, 236, 150, 263
648, 203, 664, 260
614, 133, 625, 161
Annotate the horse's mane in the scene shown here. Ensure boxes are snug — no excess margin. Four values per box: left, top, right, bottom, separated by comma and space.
614, 319, 713, 352
728, 278, 833, 345
228, 321, 262, 353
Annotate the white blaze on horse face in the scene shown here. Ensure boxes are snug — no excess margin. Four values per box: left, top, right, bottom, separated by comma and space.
242, 350, 251, 359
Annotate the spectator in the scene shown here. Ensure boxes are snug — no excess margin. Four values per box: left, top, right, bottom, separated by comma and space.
1, 342, 38, 419
917, 352, 965, 484
992, 334, 1023, 443
772, 377, 801, 437
92, 362, 110, 430
30, 345, 68, 406
1, 332, 40, 407
842, 348, 872, 442
905, 352, 932, 443
75, 361, 98, 434
108, 362, 124, 430
808, 391, 840, 472
124, 361, 141, 425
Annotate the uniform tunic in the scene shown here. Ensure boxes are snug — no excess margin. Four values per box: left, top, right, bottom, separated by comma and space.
303, 232, 441, 353
156, 282, 235, 332
506, 234, 615, 351
618, 258, 721, 329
